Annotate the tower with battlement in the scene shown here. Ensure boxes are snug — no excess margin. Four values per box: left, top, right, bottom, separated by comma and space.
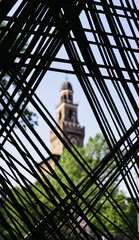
50, 81, 85, 155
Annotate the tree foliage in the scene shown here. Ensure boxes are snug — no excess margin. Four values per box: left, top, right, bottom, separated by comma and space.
0, 22, 38, 129
0, 134, 137, 239
52, 134, 137, 238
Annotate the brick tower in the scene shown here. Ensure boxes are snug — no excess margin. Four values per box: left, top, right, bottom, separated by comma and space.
50, 81, 85, 155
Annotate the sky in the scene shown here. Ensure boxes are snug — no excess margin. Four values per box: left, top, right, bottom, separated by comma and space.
35, 70, 101, 149
6, 0, 104, 148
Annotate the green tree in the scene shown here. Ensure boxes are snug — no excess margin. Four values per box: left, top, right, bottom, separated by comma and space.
52, 133, 110, 197
52, 134, 137, 239
84, 134, 109, 164
1, 134, 137, 239
0, 22, 38, 129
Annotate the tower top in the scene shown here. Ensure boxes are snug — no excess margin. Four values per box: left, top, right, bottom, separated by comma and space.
61, 81, 73, 91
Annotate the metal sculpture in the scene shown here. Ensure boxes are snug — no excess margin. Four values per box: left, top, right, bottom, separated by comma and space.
0, 0, 138, 239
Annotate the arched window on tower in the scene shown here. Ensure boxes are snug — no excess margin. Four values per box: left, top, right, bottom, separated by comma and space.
59, 111, 61, 120
68, 94, 71, 102
64, 94, 66, 101
68, 109, 73, 120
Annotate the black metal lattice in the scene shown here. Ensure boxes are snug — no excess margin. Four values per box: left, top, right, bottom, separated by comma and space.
0, 0, 139, 239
